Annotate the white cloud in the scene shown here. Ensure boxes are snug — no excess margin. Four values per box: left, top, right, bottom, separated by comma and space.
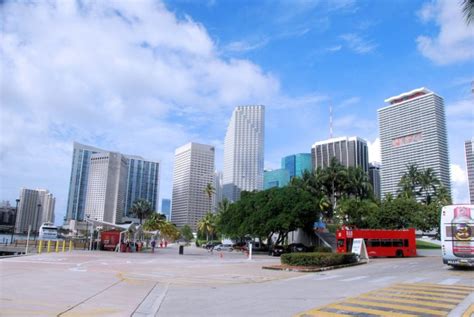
340, 33, 377, 54
450, 163, 469, 204
0, 0, 281, 223
223, 38, 270, 53
416, 0, 474, 65
368, 138, 381, 164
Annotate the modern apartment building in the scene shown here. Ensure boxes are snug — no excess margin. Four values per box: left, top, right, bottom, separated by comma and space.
223, 105, 265, 202
466, 139, 474, 204
281, 153, 312, 179
213, 171, 223, 212
264, 169, 290, 189
378, 88, 451, 198
84, 152, 128, 224
15, 188, 55, 233
66, 142, 160, 222
171, 143, 215, 231
311, 136, 369, 173
161, 198, 171, 220
369, 163, 381, 200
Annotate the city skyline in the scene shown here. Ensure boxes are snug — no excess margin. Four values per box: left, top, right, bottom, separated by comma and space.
1, 1, 472, 224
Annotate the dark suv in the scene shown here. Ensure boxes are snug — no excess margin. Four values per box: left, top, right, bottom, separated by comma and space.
288, 243, 309, 253
271, 245, 287, 256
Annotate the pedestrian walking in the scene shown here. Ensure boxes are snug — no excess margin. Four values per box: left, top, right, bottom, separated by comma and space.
151, 239, 156, 253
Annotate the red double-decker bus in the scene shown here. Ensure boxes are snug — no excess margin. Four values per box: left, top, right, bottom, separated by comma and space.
336, 228, 417, 257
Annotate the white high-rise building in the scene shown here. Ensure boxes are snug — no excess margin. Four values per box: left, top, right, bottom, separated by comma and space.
171, 143, 215, 231
378, 88, 451, 198
223, 105, 265, 202
465, 139, 474, 204
84, 152, 128, 224
15, 188, 55, 233
213, 170, 223, 212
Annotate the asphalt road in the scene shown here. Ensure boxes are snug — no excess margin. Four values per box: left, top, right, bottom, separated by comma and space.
0, 245, 472, 316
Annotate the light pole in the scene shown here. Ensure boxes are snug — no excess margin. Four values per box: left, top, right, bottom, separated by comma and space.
10, 199, 20, 244
85, 214, 90, 250
34, 203, 41, 241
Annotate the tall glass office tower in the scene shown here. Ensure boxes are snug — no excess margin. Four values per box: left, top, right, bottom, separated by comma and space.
66, 142, 160, 222
223, 105, 265, 202
378, 88, 451, 198
161, 198, 171, 220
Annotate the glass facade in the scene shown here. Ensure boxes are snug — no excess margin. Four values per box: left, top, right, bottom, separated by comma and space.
264, 169, 290, 189
161, 198, 171, 220
281, 153, 312, 179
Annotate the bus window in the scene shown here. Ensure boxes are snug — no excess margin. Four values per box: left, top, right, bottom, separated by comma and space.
337, 239, 344, 247
381, 239, 392, 247
393, 239, 403, 247
369, 239, 380, 247
404, 239, 409, 247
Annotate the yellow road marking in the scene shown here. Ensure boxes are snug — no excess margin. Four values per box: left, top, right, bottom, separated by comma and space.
368, 290, 462, 304
412, 282, 474, 291
325, 303, 418, 317
380, 287, 467, 298
391, 285, 471, 296
295, 310, 352, 317
358, 294, 456, 309
394, 283, 474, 293
462, 304, 474, 317
343, 298, 448, 316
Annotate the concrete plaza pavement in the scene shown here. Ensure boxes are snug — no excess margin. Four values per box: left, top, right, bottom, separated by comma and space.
1, 244, 473, 316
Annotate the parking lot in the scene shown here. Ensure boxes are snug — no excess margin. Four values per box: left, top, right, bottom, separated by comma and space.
1, 244, 472, 316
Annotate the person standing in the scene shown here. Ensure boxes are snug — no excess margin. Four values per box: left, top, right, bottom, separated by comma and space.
151, 239, 156, 253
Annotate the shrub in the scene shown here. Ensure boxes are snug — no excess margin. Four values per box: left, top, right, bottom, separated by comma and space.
281, 252, 357, 267
312, 246, 333, 253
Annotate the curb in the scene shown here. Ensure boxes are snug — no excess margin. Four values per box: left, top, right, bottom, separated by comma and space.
262, 260, 367, 272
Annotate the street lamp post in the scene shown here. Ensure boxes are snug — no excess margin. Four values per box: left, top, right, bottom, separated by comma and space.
10, 199, 20, 244
34, 203, 41, 241
85, 215, 90, 250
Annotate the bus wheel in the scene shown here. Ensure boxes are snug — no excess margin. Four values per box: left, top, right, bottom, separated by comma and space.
396, 250, 404, 258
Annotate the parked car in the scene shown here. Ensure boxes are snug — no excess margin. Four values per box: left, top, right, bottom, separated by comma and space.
288, 243, 309, 253
271, 245, 287, 256
203, 242, 220, 250
213, 244, 233, 251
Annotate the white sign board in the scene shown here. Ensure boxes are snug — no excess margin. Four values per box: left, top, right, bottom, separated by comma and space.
351, 238, 369, 262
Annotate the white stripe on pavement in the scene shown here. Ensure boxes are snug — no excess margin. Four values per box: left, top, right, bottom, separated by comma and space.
439, 278, 461, 285
370, 276, 396, 283
404, 277, 427, 283
313, 275, 342, 281
341, 276, 369, 282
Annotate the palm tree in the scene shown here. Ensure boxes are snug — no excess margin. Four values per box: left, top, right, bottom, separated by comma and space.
418, 168, 441, 205
204, 183, 215, 213
131, 199, 153, 224
398, 164, 420, 199
345, 166, 373, 199
318, 157, 347, 220
217, 198, 230, 214
197, 212, 216, 242
462, 0, 474, 24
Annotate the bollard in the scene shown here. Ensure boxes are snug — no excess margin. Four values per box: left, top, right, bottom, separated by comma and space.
55, 241, 59, 253
62, 240, 66, 252
47, 240, 51, 253
179, 245, 184, 255
38, 240, 43, 254
69, 240, 73, 252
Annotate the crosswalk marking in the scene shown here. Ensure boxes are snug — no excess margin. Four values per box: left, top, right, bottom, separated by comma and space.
357, 294, 456, 309
404, 277, 426, 283
295, 282, 472, 317
313, 275, 342, 281
324, 303, 418, 317
340, 276, 368, 282
439, 278, 461, 285
342, 298, 448, 316
370, 276, 396, 283
369, 290, 462, 304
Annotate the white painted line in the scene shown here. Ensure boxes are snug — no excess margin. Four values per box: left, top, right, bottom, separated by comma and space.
370, 276, 396, 283
404, 277, 427, 283
341, 276, 369, 282
439, 278, 461, 285
313, 275, 342, 281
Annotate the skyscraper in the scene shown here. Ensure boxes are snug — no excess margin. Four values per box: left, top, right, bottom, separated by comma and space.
378, 87, 451, 198
161, 198, 171, 220
15, 188, 55, 233
66, 142, 160, 222
369, 163, 381, 201
213, 171, 223, 212
84, 152, 128, 224
124, 156, 160, 216
311, 136, 369, 173
223, 105, 265, 202
171, 143, 215, 231
281, 153, 312, 178
465, 139, 474, 204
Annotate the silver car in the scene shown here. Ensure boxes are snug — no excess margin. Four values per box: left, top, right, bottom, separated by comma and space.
213, 244, 233, 251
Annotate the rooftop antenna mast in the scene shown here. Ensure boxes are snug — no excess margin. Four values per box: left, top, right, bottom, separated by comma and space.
329, 101, 333, 139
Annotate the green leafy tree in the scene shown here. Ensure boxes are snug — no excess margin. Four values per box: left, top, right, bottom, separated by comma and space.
344, 166, 373, 200
377, 197, 422, 229
317, 157, 347, 220
417, 168, 441, 205
131, 199, 154, 224
180, 225, 194, 242
335, 198, 379, 228
143, 213, 180, 241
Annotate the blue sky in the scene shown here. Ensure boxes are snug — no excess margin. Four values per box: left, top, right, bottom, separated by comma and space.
0, 0, 472, 224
